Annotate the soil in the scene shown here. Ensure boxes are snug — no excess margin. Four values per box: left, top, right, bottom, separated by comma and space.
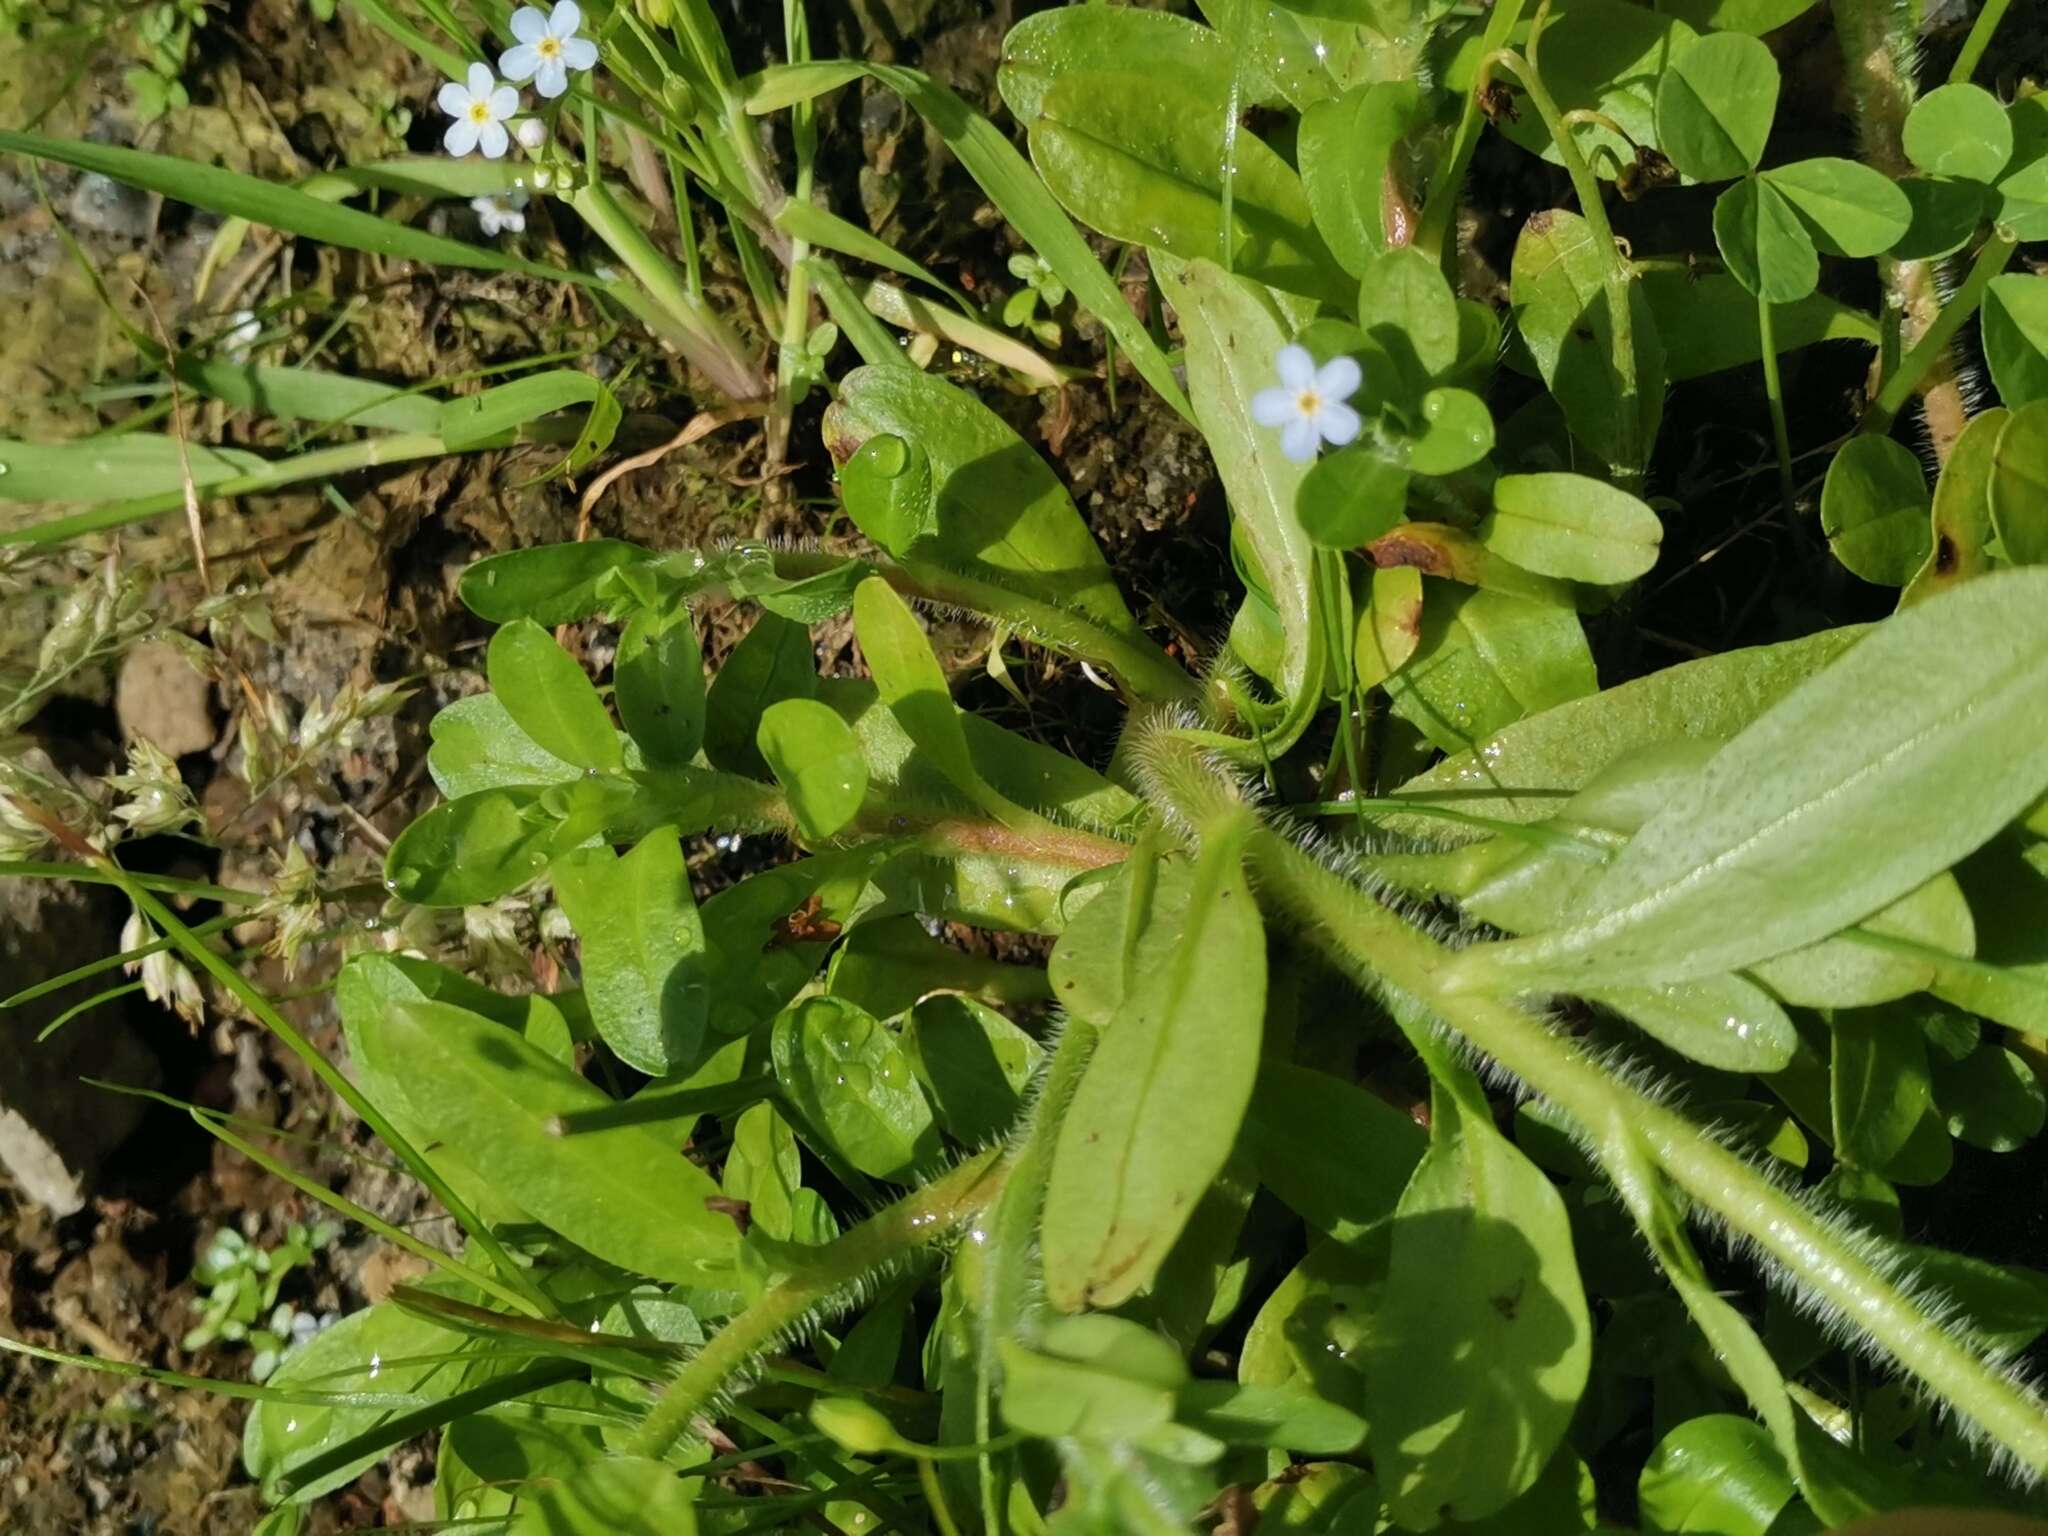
2, 0, 2045, 1529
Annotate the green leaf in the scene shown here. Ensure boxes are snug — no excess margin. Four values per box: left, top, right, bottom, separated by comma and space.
902, 994, 1043, 1147
615, 608, 707, 768
178, 360, 444, 434
722, 1101, 805, 1243
1893, 175, 1992, 262
1714, 176, 1819, 303
853, 577, 1026, 827
1407, 390, 1496, 480
1761, 158, 1913, 258
1195, 0, 1373, 110
827, 911, 1054, 1019
1481, 474, 1663, 584
1501, 0, 1696, 187
1984, 275, 2048, 410
1749, 872, 1976, 1008
1357, 565, 1425, 690
1656, 0, 1815, 30
1029, 72, 1350, 307
1393, 626, 1862, 832
384, 786, 568, 907
1932, 1042, 2046, 1152
551, 828, 708, 1077
1990, 399, 2048, 566
438, 373, 619, 477
1299, 83, 1428, 275
245, 1295, 507, 1503
824, 368, 1146, 645
1656, 32, 1779, 183
1832, 1003, 1943, 1176
1903, 408, 2005, 604
426, 694, 583, 801
0, 434, 265, 504
997, 7, 1239, 129
702, 611, 817, 778
1244, 1060, 1426, 1247
1999, 94, 2048, 240
1297, 448, 1409, 549
1471, 570, 2048, 987
1157, 259, 1326, 747
1589, 974, 1797, 1073
771, 995, 939, 1181
350, 999, 737, 1283
1386, 585, 1597, 755
837, 433, 936, 559
757, 697, 869, 840
487, 619, 622, 774
459, 540, 653, 625
1370, 1087, 1591, 1527
507, 1456, 698, 1536
1177, 1379, 1366, 1455
1043, 825, 1267, 1310
1637, 1415, 1795, 1536
0, 130, 589, 286
1509, 208, 1666, 479
1902, 84, 2013, 182
1819, 435, 1933, 586
1358, 244, 1462, 388
738, 59, 867, 113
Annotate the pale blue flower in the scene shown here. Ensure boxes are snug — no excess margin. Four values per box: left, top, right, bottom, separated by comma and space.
439, 63, 519, 158
501, 1, 599, 100
1252, 343, 1363, 462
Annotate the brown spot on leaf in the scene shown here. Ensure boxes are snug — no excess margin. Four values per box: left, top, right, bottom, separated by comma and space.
1935, 533, 1958, 574
1368, 529, 1452, 577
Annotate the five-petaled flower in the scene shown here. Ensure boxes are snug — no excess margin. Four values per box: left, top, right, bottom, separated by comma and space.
439, 64, 519, 159
501, 1, 599, 100
1252, 344, 1362, 463
471, 189, 530, 237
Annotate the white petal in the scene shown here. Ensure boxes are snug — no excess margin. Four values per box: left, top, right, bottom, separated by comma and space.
488, 84, 519, 119
510, 6, 548, 42
534, 58, 568, 98
550, 0, 582, 37
1250, 387, 1299, 427
437, 79, 472, 116
478, 120, 510, 159
499, 42, 540, 80
1315, 354, 1362, 402
1275, 343, 1315, 391
514, 117, 547, 149
1315, 400, 1362, 447
466, 61, 495, 97
503, 211, 526, 233
1280, 416, 1320, 463
444, 118, 480, 156
561, 36, 599, 69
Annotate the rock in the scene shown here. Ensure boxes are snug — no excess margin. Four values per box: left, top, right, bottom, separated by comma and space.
66, 173, 155, 242
115, 640, 215, 757
0, 877, 159, 1215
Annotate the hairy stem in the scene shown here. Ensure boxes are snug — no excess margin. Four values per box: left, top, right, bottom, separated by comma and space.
1864, 232, 2018, 436
1233, 823, 2048, 1475
1834, 0, 1971, 463
626, 1151, 1009, 1459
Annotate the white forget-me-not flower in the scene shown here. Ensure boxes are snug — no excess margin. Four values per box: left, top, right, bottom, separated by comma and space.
1251, 344, 1363, 463
501, 1, 600, 100
439, 64, 519, 159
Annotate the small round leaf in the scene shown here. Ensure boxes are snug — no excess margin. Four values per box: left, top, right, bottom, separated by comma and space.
1655, 32, 1780, 183
1713, 176, 1818, 303
1297, 446, 1410, 549
1903, 83, 2013, 182
1820, 435, 1933, 585
756, 697, 869, 841
1989, 398, 2048, 566
1762, 156, 1913, 258
1892, 176, 1993, 261
1409, 387, 1496, 475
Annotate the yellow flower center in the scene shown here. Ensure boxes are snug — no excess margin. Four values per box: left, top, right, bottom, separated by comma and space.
537, 36, 561, 57
467, 100, 494, 123
1297, 390, 1321, 416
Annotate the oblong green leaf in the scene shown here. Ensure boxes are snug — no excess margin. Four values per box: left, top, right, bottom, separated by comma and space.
1470, 569, 2048, 987
1043, 828, 1268, 1310
552, 828, 709, 1076
1990, 399, 2048, 566
1984, 274, 2048, 410
758, 697, 869, 840
488, 619, 623, 773
507, 1455, 699, 1536
1902, 83, 2013, 183
1481, 474, 1664, 584
1637, 1415, 1794, 1536
771, 995, 939, 1181
0, 434, 265, 504
1369, 1088, 1591, 1526
1762, 157, 1913, 258
616, 607, 707, 768
351, 998, 737, 1283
